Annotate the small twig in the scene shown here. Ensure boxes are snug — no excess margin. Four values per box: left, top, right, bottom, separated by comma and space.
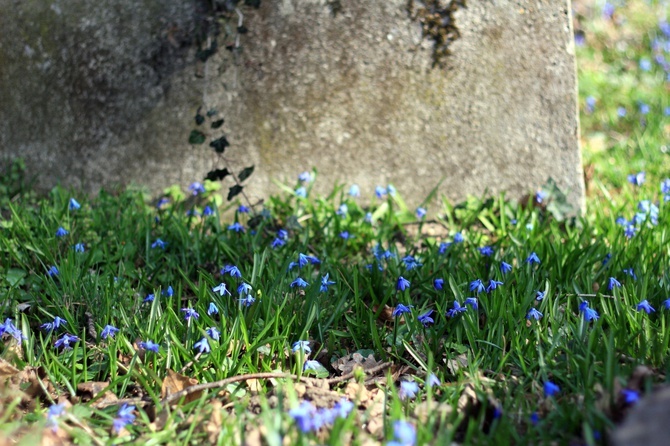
97, 364, 394, 409
179, 352, 202, 374
326, 362, 393, 385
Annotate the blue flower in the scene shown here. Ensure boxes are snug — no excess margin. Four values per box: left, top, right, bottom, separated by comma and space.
544, 381, 560, 397
46, 403, 66, 432
144, 294, 155, 303
139, 340, 159, 352
303, 360, 321, 372
464, 297, 478, 310
661, 178, 670, 195
447, 301, 467, 318
525, 252, 541, 264
289, 401, 315, 433
393, 304, 413, 317
55, 227, 69, 237
530, 412, 540, 425
228, 222, 245, 232
624, 225, 637, 238
438, 242, 450, 254
156, 197, 169, 209
290, 277, 309, 288
164, 285, 174, 297
486, 279, 503, 293
207, 302, 219, 315
41, 316, 67, 332
349, 184, 360, 197
417, 309, 434, 326
277, 229, 289, 240
535, 190, 548, 204
292, 340, 311, 354
426, 373, 441, 388
636, 299, 655, 314
608, 277, 621, 291
113, 404, 136, 433
298, 171, 312, 183
194, 337, 211, 354
202, 206, 214, 216
151, 238, 166, 249
526, 308, 543, 320
453, 232, 464, 243
0, 319, 25, 344
579, 301, 600, 322
73, 243, 85, 253
364, 212, 373, 223
238, 205, 250, 213
615, 217, 628, 226
101, 325, 119, 340
617, 106, 627, 117
336, 204, 348, 217
189, 182, 206, 196
320, 273, 336, 292
55, 333, 80, 349
479, 246, 494, 257
69, 198, 81, 210
181, 308, 200, 320
375, 186, 387, 199
399, 381, 419, 400
586, 96, 596, 113
433, 278, 444, 291
391, 420, 416, 446
339, 231, 351, 239
500, 261, 512, 274
237, 282, 253, 296
416, 207, 427, 219
239, 295, 256, 307
623, 268, 637, 280
387, 185, 397, 196
271, 237, 285, 249
469, 279, 485, 294
639, 103, 650, 115
295, 186, 307, 198
221, 265, 242, 278
621, 389, 640, 405
47, 265, 59, 276
602, 253, 612, 265
333, 398, 354, 419
397, 276, 411, 291
640, 58, 652, 71
206, 327, 220, 341
212, 283, 231, 296
402, 256, 422, 271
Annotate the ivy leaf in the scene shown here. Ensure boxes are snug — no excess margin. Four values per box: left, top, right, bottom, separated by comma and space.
205, 168, 230, 182
238, 165, 255, 182
228, 185, 244, 201
211, 119, 224, 129
189, 130, 206, 145
195, 112, 205, 126
210, 136, 229, 153
244, 0, 261, 7
206, 109, 217, 117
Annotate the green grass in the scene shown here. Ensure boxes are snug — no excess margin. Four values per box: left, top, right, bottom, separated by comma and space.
2, 1, 670, 444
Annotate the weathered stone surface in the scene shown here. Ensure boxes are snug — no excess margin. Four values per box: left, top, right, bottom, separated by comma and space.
612, 386, 670, 446
0, 0, 584, 211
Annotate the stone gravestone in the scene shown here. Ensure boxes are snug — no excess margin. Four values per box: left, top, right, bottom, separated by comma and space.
0, 0, 584, 212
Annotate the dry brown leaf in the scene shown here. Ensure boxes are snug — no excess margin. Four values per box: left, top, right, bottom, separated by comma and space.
77, 381, 118, 408
332, 353, 383, 375
345, 382, 370, 403
246, 379, 263, 393
366, 416, 384, 436
446, 354, 469, 375
0, 358, 19, 381
205, 400, 223, 443
161, 369, 201, 404
415, 400, 454, 423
